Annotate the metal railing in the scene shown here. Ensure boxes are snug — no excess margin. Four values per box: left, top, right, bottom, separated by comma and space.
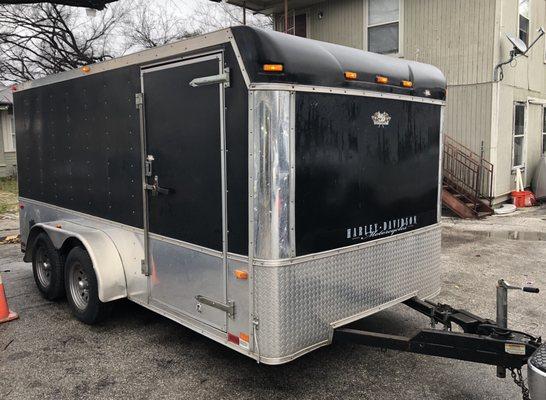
443, 135, 494, 208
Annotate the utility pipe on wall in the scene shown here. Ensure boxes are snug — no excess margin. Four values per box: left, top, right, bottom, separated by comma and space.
284, 0, 288, 33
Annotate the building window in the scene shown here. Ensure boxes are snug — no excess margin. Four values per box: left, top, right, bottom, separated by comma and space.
367, 0, 400, 55
519, 0, 530, 46
513, 103, 526, 168
542, 107, 546, 154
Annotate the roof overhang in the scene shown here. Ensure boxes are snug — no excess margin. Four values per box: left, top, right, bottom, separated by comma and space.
1, 0, 117, 10
216, 0, 324, 14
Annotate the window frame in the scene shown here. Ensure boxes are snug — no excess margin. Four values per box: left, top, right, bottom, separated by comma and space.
518, 0, 530, 47
512, 102, 527, 170
1, 109, 15, 153
542, 106, 546, 155
363, 0, 404, 57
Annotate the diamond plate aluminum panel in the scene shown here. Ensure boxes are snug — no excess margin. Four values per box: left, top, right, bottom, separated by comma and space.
253, 226, 441, 361
531, 344, 546, 372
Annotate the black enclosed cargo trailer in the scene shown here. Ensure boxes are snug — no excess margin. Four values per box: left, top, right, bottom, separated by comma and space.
13, 26, 545, 398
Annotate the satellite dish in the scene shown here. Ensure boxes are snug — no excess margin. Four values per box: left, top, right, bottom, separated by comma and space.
506, 33, 528, 54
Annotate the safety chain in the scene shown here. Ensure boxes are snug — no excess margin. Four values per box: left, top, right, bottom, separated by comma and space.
509, 367, 530, 400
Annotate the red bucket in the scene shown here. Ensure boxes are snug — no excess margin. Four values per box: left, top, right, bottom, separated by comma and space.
511, 190, 536, 208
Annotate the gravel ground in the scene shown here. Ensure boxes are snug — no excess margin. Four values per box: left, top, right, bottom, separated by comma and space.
0, 207, 544, 400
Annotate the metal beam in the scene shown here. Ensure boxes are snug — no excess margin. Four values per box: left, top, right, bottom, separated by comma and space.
1, 0, 117, 10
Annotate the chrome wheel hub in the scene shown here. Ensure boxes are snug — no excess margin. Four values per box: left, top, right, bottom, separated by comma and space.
35, 246, 52, 288
68, 263, 90, 311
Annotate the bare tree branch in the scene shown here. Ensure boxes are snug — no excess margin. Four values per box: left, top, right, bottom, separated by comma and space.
191, 1, 272, 32
0, 3, 128, 84
122, 0, 198, 50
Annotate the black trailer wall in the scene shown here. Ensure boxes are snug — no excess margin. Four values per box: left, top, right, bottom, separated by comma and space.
15, 66, 143, 228
295, 92, 441, 255
15, 45, 249, 255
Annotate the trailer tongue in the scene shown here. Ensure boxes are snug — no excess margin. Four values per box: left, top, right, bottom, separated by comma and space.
335, 280, 543, 400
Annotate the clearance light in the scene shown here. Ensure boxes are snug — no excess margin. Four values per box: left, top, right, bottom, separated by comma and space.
234, 269, 249, 280
401, 80, 413, 88
239, 333, 250, 349
376, 75, 389, 84
344, 71, 358, 80
81, 65, 91, 73
240, 333, 249, 342
263, 64, 284, 72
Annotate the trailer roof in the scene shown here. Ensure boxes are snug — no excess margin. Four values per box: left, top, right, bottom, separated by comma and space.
15, 26, 446, 101
233, 27, 446, 100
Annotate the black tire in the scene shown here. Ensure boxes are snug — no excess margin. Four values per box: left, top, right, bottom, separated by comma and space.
31, 232, 65, 300
64, 246, 111, 324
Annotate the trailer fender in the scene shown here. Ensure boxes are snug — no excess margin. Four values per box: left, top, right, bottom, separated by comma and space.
26, 221, 128, 302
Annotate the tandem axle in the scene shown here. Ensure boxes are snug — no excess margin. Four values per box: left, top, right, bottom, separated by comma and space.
335, 279, 544, 400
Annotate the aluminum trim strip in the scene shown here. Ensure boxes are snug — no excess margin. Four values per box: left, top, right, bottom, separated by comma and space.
247, 90, 257, 358
16, 29, 236, 92
289, 91, 296, 258
20, 197, 144, 234
228, 35, 251, 88
131, 297, 258, 361
19, 197, 249, 261
529, 362, 546, 378
140, 53, 221, 76
248, 83, 446, 106
330, 292, 418, 329
147, 233, 223, 258
252, 224, 441, 267
438, 108, 445, 222
256, 340, 330, 365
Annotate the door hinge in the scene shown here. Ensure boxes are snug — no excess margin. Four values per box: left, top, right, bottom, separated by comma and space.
141, 259, 150, 276
135, 92, 144, 109
189, 68, 230, 88
195, 295, 235, 318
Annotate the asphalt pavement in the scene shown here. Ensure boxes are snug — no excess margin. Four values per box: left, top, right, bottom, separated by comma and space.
0, 208, 545, 400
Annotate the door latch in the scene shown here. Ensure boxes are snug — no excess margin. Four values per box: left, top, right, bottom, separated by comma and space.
145, 175, 171, 197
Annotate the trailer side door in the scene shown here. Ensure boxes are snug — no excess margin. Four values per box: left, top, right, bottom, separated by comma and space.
140, 53, 228, 331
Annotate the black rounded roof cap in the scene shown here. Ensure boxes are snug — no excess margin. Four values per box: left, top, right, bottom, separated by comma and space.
231, 26, 447, 100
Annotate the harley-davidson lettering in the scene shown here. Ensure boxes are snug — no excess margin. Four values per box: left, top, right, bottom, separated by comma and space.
371, 111, 391, 127
346, 216, 418, 240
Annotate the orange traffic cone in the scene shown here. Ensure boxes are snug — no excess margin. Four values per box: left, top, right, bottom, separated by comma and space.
0, 272, 18, 324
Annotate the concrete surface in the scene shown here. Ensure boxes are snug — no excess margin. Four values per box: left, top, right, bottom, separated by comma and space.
0, 207, 545, 400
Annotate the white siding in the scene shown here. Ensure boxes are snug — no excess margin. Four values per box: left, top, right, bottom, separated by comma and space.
444, 83, 493, 157
307, 0, 364, 49
490, 0, 546, 197
403, 0, 496, 86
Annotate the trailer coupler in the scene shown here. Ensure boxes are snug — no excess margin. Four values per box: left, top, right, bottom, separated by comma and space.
334, 280, 543, 400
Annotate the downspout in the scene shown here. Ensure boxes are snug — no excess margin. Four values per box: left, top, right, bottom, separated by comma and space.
284, 0, 288, 33
490, 0, 504, 200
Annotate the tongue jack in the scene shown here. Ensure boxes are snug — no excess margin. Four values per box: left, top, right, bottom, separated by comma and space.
496, 278, 540, 378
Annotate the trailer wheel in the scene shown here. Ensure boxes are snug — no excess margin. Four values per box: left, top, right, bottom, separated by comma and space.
64, 246, 111, 324
32, 232, 65, 300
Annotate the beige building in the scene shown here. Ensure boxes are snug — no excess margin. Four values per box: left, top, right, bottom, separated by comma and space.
225, 0, 546, 202
0, 86, 17, 177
